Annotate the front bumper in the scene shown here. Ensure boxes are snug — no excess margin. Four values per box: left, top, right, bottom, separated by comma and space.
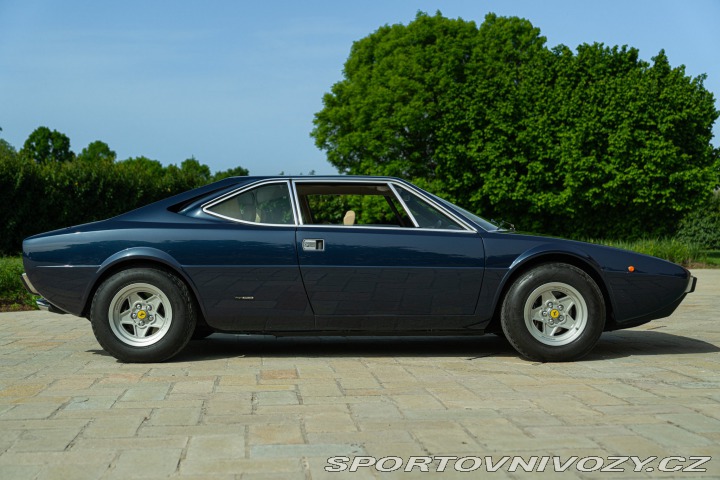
605, 273, 698, 331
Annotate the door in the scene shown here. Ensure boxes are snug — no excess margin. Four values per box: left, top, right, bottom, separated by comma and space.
184, 180, 312, 331
293, 180, 485, 331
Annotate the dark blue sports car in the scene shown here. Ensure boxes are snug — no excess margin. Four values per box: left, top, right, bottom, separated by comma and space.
21, 176, 696, 363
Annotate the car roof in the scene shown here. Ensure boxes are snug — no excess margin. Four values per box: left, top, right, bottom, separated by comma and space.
225, 175, 405, 182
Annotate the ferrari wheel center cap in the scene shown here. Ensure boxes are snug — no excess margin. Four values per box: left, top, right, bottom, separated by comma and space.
137, 310, 147, 320
550, 309, 560, 319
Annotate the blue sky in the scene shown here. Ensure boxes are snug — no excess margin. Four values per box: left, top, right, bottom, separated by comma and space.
1, 0, 718, 176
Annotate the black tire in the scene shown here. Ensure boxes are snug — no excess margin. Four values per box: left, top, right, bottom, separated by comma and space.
90, 268, 196, 363
501, 263, 605, 362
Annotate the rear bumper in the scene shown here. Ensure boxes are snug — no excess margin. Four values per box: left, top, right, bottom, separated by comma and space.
21, 273, 39, 295
21, 273, 67, 314
36, 298, 51, 311
35, 297, 67, 314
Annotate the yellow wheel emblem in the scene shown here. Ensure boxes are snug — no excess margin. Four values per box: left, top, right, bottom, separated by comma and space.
550, 309, 560, 319
137, 310, 147, 320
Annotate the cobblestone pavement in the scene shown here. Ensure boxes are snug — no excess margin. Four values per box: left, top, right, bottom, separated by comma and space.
0, 270, 718, 479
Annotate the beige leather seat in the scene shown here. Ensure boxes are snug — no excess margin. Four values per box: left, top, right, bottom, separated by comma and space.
343, 210, 356, 225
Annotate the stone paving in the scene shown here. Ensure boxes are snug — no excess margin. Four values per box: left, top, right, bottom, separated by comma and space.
0, 270, 718, 479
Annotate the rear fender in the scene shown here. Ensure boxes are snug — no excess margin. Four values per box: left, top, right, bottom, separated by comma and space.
82, 247, 206, 319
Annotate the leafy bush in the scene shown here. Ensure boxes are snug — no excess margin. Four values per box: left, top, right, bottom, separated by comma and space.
676, 192, 720, 249
0, 257, 37, 311
0, 142, 247, 255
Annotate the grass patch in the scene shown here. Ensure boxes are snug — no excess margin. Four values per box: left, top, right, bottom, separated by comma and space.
0, 257, 38, 312
585, 237, 707, 267
704, 250, 720, 267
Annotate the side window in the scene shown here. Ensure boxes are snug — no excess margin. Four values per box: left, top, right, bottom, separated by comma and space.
395, 185, 464, 230
296, 183, 413, 227
206, 183, 294, 225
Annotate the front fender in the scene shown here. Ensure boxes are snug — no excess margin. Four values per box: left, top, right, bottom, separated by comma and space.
475, 235, 612, 329
508, 243, 603, 274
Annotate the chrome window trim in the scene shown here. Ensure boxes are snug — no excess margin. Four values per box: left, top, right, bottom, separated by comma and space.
290, 178, 477, 234
292, 223, 475, 234
391, 182, 477, 232
292, 178, 404, 227
388, 182, 419, 228
202, 179, 298, 227
201, 177, 479, 233
288, 179, 302, 227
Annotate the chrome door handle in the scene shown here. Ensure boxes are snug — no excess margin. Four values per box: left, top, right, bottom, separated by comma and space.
302, 239, 325, 251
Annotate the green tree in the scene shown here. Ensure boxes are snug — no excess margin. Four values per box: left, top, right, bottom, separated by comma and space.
313, 12, 480, 180
1, 132, 250, 254
312, 12, 720, 238
115, 156, 165, 177
20, 126, 74, 164
212, 165, 250, 181
0, 142, 40, 254
0, 138, 16, 162
114, 156, 167, 204
77, 141, 116, 164
164, 157, 212, 192
677, 192, 720, 249
179, 157, 211, 184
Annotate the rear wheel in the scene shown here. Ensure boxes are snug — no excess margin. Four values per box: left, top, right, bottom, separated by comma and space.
90, 268, 196, 362
501, 263, 605, 362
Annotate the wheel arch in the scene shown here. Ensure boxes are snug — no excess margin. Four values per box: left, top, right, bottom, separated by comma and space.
486, 250, 614, 333
81, 248, 207, 323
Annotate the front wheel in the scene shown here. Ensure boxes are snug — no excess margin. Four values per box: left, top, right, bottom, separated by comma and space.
501, 263, 605, 362
90, 268, 196, 363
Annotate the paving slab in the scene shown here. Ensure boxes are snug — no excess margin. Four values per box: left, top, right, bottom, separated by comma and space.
0, 269, 718, 478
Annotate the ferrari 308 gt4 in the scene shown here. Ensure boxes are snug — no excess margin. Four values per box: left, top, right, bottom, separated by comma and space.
21, 176, 696, 362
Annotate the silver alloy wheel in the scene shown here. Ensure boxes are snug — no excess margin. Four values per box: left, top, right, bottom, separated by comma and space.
523, 281, 588, 346
108, 282, 173, 347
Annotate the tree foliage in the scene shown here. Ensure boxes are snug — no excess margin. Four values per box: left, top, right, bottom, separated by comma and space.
677, 192, 720, 249
77, 141, 116, 164
1, 129, 249, 255
212, 165, 251, 181
312, 12, 720, 238
20, 126, 74, 164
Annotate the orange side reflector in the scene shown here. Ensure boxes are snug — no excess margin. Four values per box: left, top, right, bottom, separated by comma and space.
628, 266, 635, 272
